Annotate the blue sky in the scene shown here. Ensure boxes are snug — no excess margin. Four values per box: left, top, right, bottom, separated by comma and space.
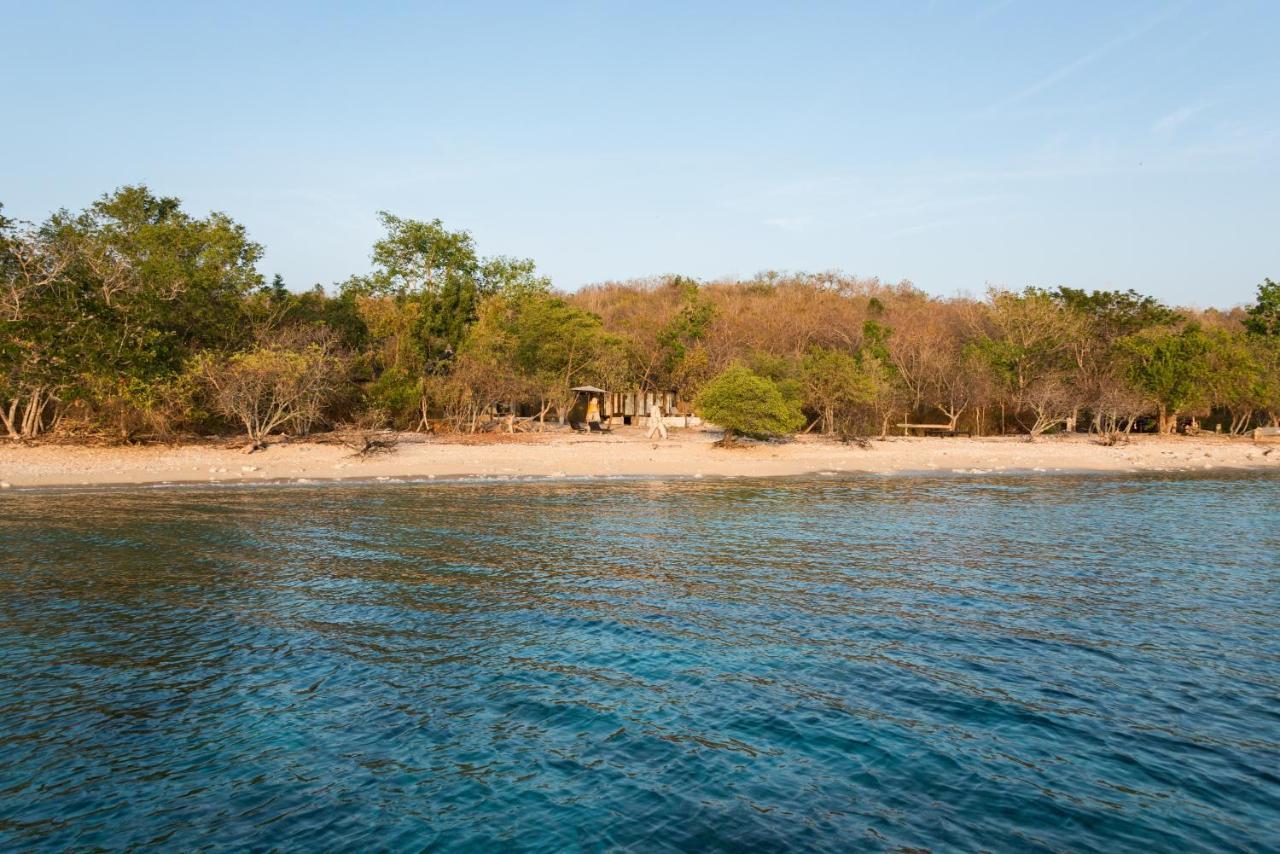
2, 1, 1276, 305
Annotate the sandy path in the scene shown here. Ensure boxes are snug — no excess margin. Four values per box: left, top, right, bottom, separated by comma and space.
1, 428, 1277, 490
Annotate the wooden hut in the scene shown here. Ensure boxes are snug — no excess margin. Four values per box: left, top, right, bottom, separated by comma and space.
607, 389, 702, 427
567, 386, 702, 429
606, 390, 674, 425
568, 386, 609, 427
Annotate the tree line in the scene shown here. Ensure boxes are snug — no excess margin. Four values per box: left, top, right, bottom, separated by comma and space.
2, 186, 1278, 444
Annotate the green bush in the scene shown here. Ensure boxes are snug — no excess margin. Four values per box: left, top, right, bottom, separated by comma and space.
695, 365, 805, 440
365, 366, 422, 427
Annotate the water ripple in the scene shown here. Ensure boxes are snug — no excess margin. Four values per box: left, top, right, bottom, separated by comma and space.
1, 474, 1278, 851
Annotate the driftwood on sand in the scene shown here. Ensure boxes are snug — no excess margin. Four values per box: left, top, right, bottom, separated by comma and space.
305, 429, 401, 458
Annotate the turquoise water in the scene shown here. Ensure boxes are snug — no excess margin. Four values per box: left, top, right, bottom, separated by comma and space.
1, 475, 1278, 851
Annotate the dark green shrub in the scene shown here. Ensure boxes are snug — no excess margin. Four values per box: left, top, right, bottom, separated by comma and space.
695, 365, 805, 440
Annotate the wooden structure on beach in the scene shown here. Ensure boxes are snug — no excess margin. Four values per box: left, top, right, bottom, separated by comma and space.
565, 387, 702, 428
607, 390, 677, 425
896, 421, 972, 437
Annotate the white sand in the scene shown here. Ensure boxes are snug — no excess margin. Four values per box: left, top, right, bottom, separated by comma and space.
0, 427, 1277, 490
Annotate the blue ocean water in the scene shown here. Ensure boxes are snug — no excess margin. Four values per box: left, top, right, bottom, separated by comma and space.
1, 474, 1277, 852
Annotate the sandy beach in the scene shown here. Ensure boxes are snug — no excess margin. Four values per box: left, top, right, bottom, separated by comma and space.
1, 427, 1277, 489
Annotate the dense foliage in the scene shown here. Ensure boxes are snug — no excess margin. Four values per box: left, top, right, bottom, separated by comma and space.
2, 186, 1277, 443
695, 366, 805, 439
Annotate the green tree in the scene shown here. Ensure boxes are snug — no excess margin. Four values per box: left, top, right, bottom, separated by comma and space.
745, 351, 803, 409
0, 216, 74, 438
1244, 278, 1280, 336
798, 347, 878, 434
1201, 330, 1264, 434
1050, 287, 1180, 339
363, 365, 423, 427
655, 277, 715, 387
59, 185, 263, 358
1251, 336, 1280, 426
343, 213, 549, 371
1, 186, 262, 439
1036, 288, 1178, 434
696, 365, 805, 440
460, 292, 624, 423
265, 273, 289, 302
973, 288, 1083, 433
1118, 325, 1213, 433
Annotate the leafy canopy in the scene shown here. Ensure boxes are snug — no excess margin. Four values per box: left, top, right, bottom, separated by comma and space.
799, 347, 881, 433
1, 185, 262, 409
1118, 324, 1213, 416
461, 291, 624, 407
1049, 287, 1180, 339
342, 212, 549, 370
696, 365, 805, 439
1244, 278, 1280, 337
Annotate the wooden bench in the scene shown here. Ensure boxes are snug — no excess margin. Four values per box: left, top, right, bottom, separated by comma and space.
896, 423, 972, 437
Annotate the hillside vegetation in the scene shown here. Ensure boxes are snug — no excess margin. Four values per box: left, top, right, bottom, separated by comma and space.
3, 186, 1277, 443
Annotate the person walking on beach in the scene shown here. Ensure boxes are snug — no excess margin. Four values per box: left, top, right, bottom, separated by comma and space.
647, 401, 668, 440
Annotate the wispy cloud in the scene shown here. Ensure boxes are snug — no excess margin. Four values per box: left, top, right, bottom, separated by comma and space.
978, 3, 1184, 115
1153, 102, 1208, 133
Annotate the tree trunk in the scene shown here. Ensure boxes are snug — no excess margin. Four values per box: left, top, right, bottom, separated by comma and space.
0, 398, 18, 440
6, 387, 54, 440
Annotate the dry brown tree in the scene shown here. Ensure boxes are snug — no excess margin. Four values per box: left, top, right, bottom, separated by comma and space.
199, 333, 347, 450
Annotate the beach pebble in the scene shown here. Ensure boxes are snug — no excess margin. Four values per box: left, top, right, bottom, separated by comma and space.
241, 465, 258, 473
0, 481, 10, 489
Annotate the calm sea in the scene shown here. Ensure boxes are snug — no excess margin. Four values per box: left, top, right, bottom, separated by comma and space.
1, 475, 1277, 852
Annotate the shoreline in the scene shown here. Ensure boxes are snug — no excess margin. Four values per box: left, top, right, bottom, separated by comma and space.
2, 428, 1278, 491
4, 468, 1277, 497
